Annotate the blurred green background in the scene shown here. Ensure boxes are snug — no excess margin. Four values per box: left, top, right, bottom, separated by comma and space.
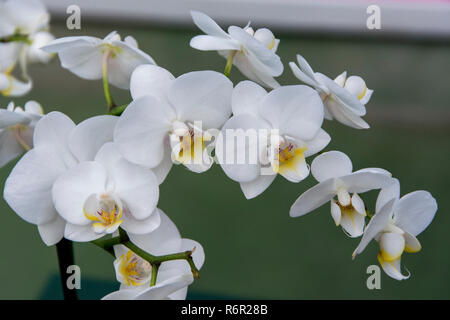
1, 20, 450, 299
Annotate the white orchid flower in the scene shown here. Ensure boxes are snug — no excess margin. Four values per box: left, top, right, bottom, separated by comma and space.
0, 101, 42, 166
103, 210, 205, 300
52, 142, 160, 242
3, 31, 55, 82
215, 81, 329, 199
0, 42, 21, 71
0, 0, 50, 38
114, 64, 233, 178
290, 151, 394, 237
0, 43, 32, 96
0, 0, 54, 87
3, 112, 118, 245
24, 31, 55, 64
0, 67, 32, 96
289, 54, 373, 129
353, 179, 437, 280
41, 31, 155, 89
190, 11, 283, 89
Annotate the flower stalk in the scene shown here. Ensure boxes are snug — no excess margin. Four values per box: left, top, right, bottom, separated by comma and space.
150, 263, 160, 287
102, 49, 116, 112
224, 51, 236, 77
56, 238, 79, 300
107, 103, 128, 116
0, 34, 31, 44
91, 227, 200, 282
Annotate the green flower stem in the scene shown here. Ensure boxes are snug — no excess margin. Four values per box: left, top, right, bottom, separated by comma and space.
56, 239, 79, 300
107, 104, 128, 116
122, 240, 199, 278
150, 263, 160, 287
91, 236, 122, 257
224, 51, 237, 77
91, 228, 200, 281
0, 34, 31, 44
102, 49, 116, 112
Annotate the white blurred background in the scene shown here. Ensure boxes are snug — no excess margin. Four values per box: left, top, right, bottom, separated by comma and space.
42, 0, 450, 39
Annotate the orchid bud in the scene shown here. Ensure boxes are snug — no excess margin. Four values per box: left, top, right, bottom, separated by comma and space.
254, 28, 276, 50
344, 76, 367, 100
245, 26, 255, 36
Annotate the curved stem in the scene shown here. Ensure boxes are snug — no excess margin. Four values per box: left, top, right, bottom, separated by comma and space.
107, 104, 128, 116
91, 236, 121, 257
224, 51, 236, 77
56, 239, 79, 300
13, 125, 31, 151
150, 263, 160, 286
102, 49, 116, 112
92, 228, 200, 281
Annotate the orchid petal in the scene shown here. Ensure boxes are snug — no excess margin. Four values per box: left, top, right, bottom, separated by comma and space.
259, 85, 323, 141
130, 64, 174, 101
240, 174, 276, 199
289, 178, 336, 217
69, 115, 117, 162
38, 215, 66, 246
375, 178, 400, 214
52, 161, 108, 225
121, 208, 161, 235
168, 70, 232, 129
311, 151, 352, 183
353, 199, 395, 259
232, 80, 267, 117
95, 143, 159, 220
379, 232, 405, 262
303, 129, 331, 158
190, 11, 230, 38
190, 35, 240, 51
394, 191, 437, 237
114, 95, 175, 168
378, 254, 410, 281
216, 114, 270, 183
128, 209, 181, 256
339, 171, 394, 194
109, 40, 156, 89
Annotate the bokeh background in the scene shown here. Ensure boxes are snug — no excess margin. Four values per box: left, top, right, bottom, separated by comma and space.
1, 0, 450, 299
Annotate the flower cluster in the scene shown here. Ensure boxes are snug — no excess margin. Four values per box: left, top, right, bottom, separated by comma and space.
0, 2, 438, 300
0, 0, 55, 97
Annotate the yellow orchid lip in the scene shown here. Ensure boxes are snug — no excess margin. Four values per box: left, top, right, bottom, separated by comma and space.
380, 248, 403, 262
175, 127, 209, 165
272, 143, 307, 174
84, 204, 123, 233
334, 200, 365, 236
404, 242, 422, 253
377, 252, 396, 271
